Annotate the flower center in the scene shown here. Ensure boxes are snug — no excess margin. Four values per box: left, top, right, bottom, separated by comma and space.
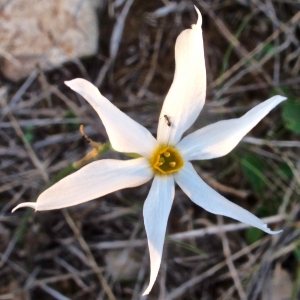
150, 145, 184, 175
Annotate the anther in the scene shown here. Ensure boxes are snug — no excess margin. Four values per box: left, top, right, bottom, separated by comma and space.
164, 151, 170, 157
158, 157, 165, 166
169, 162, 176, 168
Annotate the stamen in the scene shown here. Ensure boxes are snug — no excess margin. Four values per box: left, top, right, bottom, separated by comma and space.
164, 151, 170, 157
158, 157, 165, 166
169, 162, 176, 168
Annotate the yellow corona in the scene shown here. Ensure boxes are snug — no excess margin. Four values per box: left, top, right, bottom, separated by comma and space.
150, 146, 184, 175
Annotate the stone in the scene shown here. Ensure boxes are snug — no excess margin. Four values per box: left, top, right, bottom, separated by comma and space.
0, 0, 98, 81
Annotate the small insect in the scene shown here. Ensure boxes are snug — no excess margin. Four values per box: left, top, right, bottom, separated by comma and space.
164, 115, 171, 127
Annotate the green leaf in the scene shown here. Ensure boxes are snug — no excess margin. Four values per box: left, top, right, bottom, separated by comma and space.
24, 125, 34, 143
246, 227, 263, 244
241, 154, 266, 195
277, 162, 293, 180
293, 246, 300, 262
64, 110, 79, 131
282, 98, 300, 134
256, 206, 269, 216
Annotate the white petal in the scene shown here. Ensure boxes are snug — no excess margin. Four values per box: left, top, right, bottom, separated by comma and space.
175, 162, 282, 234
12, 158, 153, 212
177, 95, 287, 161
157, 7, 206, 146
143, 175, 175, 295
65, 79, 158, 158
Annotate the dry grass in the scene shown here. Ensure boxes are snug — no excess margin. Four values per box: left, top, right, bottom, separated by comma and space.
1, 0, 300, 299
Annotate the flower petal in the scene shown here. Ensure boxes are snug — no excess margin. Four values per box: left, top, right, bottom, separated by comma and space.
175, 162, 282, 234
65, 79, 158, 158
143, 175, 175, 295
157, 6, 206, 146
177, 95, 287, 161
12, 158, 153, 212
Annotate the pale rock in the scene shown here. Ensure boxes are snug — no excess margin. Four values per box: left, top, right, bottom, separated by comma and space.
0, 0, 98, 81
262, 263, 293, 300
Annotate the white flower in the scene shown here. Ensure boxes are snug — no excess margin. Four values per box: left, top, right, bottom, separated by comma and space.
12, 7, 286, 295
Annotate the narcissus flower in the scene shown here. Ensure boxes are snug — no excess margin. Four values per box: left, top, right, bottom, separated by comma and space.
13, 7, 286, 295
